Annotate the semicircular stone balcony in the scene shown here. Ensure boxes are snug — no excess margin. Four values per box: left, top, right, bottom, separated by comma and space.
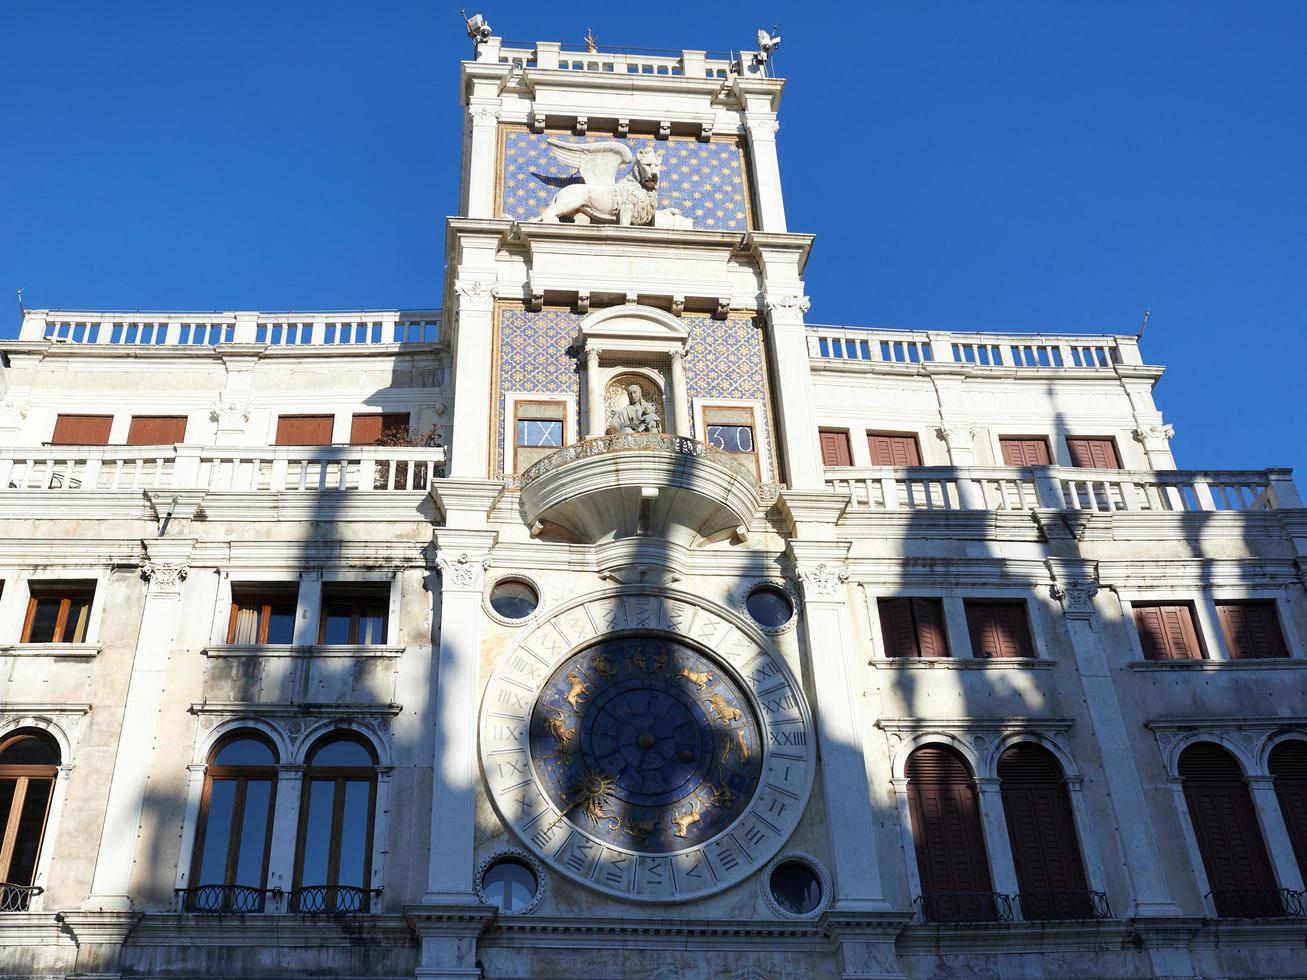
518, 433, 762, 553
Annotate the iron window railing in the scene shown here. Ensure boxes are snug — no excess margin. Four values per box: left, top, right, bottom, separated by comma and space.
176, 884, 277, 913
1015, 890, 1113, 921
289, 885, 381, 913
0, 883, 43, 912
913, 891, 1015, 924
1206, 888, 1306, 919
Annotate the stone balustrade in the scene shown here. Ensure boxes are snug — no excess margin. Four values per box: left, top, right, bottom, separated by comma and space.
0, 445, 444, 493
490, 41, 736, 80
18, 309, 440, 348
808, 325, 1140, 371
826, 465, 1301, 514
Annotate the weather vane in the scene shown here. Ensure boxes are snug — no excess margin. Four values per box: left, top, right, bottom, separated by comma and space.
585, 27, 598, 53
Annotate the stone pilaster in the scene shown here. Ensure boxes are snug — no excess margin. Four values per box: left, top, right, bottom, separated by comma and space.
85, 538, 195, 911
58, 910, 142, 980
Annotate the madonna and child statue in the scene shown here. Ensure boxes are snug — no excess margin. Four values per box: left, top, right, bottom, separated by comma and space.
606, 383, 661, 434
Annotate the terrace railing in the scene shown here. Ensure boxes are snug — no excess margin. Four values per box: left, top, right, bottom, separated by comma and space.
826, 466, 1300, 514
0, 445, 445, 494
808, 325, 1136, 371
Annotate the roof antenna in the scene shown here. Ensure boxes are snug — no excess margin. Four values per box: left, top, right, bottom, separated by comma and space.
15, 288, 24, 318
1137, 307, 1151, 340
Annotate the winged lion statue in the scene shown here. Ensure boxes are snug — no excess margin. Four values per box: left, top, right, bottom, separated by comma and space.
531, 139, 691, 228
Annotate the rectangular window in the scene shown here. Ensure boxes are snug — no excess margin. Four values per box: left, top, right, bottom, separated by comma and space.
878, 597, 949, 658
126, 415, 188, 445
1066, 437, 1122, 469
866, 432, 922, 467
22, 582, 94, 643
1216, 600, 1290, 660
1132, 603, 1203, 661
50, 415, 112, 446
703, 405, 760, 477
275, 415, 335, 446
227, 586, 298, 644
964, 601, 1035, 659
819, 429, 852, 467
319, 584, 389, 645
349, 413, 410, 445
514, 401, 566, 472
999, 437, 1052, 467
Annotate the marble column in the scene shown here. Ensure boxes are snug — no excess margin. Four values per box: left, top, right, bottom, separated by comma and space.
669, 348, 690, 437
1247, 775, 1307, 892
585, 346, 604, 438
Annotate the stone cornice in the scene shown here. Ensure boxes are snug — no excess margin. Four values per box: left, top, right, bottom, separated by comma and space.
188, 701, 402, 718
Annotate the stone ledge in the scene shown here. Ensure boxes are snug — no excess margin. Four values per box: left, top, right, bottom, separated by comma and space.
202, 644, 406, 659
1128, 658, 1306, 671
0, 643, 101, 659
870, 657, 1054, 670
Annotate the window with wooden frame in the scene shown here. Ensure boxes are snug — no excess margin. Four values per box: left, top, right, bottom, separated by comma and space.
292, 734, 377, 913
1179, 742, 1282, 918
906, 745, 997, 922
349, 413, 410, 446
703, 405, 759, 477
866, 432, 922, 467
999, 437, 1052, 467
50, 415, 112, 446
227, 585, 297, 645
878, 598, 950, 658
188, 734, 278, 912
1132, 603, 1204, 661
964, 601, 1035, 659
998, 743, 1093, 920
1065, 437, 1122, 470
21, 582, 94, 644
1269, 740, 1307, 882
275, 414, 335, 446
513, 401, 566, 472
1215, 600, 1289, 660
0, 730, 60, 908
819, 429, 852, 467
126, 415, 187, 445
318, 584, 389, 645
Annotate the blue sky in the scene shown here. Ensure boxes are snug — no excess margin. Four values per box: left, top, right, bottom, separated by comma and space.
2, 2, 1303, 471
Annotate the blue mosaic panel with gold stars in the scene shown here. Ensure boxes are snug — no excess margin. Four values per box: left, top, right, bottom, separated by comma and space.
499, 131, 751, 231
495, 308, 773, 477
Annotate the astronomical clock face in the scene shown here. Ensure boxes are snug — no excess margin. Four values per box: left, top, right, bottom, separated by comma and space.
480, 590, 815, 902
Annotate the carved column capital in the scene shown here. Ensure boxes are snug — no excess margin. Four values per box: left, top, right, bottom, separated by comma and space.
454, 279, 495, 313
764, 293, 811, 317
935, 423, 977, 448
436, 551, 492, 593
141, 560, 189, 595
1133, 423, 1175, 450
796, 563, 849, 602
209, 401, 250, 426
1050, 581, 1100, 620
468, 104, 501, 125
746, 116, 781, 141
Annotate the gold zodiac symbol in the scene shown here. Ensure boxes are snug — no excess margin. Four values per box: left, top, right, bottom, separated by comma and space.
705, 784, 736, 810
630, 646, 667, 673
622, 812, 660, 842
718, 728, 751, 767
564, 671, 590, 710
590, 652, 617, 678
705, 692, 742, 725
678, 666, 714, 690
542, 705, 577, 765
671, 799, 704, 839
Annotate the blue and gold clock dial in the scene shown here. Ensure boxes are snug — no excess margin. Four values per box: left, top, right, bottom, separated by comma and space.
528, 637, 762, 854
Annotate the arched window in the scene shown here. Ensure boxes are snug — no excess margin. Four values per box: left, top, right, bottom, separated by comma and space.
906, 745, 997, 922
1179, 742, 1281, 917
1268, 739, 1307, 882
293, 734, 377, 912
998, 743, 1094, 919
188, 733, 278, 912
0, 730, 60, 911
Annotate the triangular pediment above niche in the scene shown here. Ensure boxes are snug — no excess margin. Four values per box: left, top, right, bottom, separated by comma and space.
577, 304, 689, 353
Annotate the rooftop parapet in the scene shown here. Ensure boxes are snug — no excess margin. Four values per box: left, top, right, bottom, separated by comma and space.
14, 309, 441, 349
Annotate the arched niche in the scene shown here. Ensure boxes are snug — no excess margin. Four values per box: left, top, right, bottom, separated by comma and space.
577, 305, 690, 438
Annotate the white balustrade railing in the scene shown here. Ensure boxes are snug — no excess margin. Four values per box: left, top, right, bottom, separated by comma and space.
808, 326, 1140, 370
826, 466, 1300, 514
0, 446, 444, 494
19, 310, 440, 349
492, 41, 736, 79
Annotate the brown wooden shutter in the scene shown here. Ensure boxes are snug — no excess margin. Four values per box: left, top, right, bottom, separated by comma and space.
878, 598, 917, 658
50, 415, 112, 446
1132, 603, 1203, 661
1179, 742, 1281, 916
349, 413, 409, 445
1270, 740, 1307, 881
998, 744, 1091, 919
867, 433, 922, 466
878, 598, 949, 658
1216, 601, 1289, 660
1066, 437, 1122, 469
819, 430, 852, 467
275, 415, 335, 446
999, 437, 1052, 467
965, 601, 1034, 659
906, 746, 995, 921
126, 416, 187, 445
